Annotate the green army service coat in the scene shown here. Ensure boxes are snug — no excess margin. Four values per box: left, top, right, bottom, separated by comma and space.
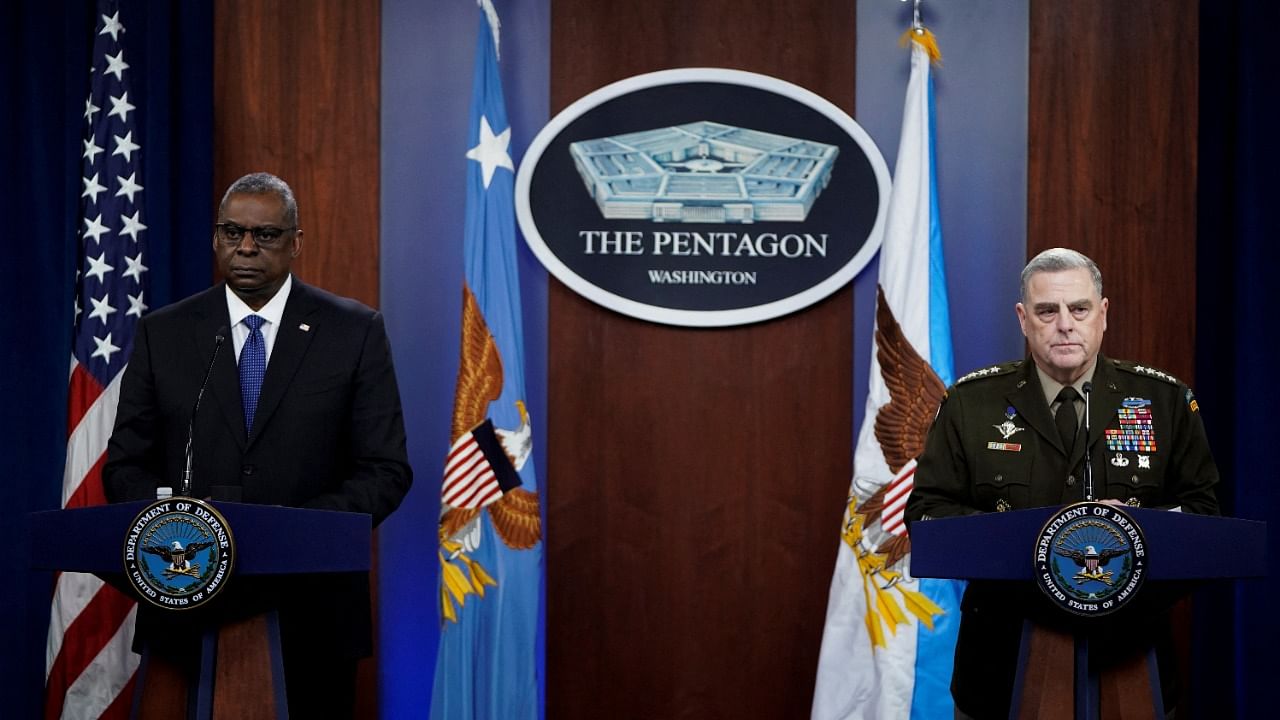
905, 354, 1220, 718
907, 354, 1219, 519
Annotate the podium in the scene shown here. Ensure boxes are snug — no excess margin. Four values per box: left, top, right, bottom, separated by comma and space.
30, 500, 372, 719
910, 506, 1266, 720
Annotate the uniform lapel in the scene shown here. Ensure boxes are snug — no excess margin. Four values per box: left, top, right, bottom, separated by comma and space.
1079, 355, 1122, 461
192, 286, 247, 450
1052, 356, 1121, 477
1006, 361, 1061, 453
246, 281, 319, 448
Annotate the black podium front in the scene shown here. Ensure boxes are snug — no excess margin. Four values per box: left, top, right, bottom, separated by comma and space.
31, 500, 371, 720
910, 506, 1266, 720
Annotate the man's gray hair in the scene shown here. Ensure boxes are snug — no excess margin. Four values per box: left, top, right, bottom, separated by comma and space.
219, 172, 299, 226
1020, 248, 1103, 302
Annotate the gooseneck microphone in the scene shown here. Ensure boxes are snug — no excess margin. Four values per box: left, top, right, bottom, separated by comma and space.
182, 326, 228, 496
1082, 381, 1094, 501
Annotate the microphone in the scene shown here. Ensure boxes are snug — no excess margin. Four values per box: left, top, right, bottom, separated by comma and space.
1081, 381, 1094, 501
182, 326, 228, 496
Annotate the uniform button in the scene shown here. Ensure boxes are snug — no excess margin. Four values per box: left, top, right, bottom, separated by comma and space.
1131, 475, 1140, 485
1066, 475, 1076, 487
994, 474, 1003, 484
241, 464, 256, 476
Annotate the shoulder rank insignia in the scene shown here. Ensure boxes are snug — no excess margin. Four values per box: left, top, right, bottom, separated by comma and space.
956, 362, 1018, 385
1120, 362, 1181, 386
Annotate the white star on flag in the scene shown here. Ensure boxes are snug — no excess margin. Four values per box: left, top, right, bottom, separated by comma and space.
83, 137, 103, 163
83, 214, 110, 243
112, 131, 140, 161
104, 50, 129, 81
466, 115, 514, 189
122, 253, 148, 283
108, 92, 135, 122
120, 211, 147, 242
90, 333, 121, 362
126, 291, 147, 318
84, 97, 100, 123
82, 173, 107, 204
85, 253, 114, 282
100, 11, 124, 41
88, 294, 117, 325
116, 173, 143, 203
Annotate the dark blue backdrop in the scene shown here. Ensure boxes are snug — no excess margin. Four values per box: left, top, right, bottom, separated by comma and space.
2, 2, 211, 717
1195, 1, 1280, 717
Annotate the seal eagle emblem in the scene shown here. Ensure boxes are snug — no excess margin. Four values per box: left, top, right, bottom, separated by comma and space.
122, 498, 234, 610
1034, 502, 1147, 617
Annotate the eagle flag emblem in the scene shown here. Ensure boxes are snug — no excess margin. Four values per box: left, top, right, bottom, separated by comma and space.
842, 285, 946, 647
437, 285, 542, 623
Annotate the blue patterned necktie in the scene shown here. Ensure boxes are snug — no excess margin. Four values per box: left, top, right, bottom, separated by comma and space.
239, 314, 266, 435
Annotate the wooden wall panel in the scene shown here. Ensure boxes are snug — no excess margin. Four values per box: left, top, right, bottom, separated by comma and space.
1028, 0, 1198, 382
548, 2, 856, 717
212, 1, 381, 714
1029, 5, 1199, 712
213, 0, 380, 309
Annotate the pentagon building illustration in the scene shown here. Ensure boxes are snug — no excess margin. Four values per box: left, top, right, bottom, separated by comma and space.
568, 121, 839, 223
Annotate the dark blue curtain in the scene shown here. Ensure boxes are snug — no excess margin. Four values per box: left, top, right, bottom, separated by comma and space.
1196, 0, 1280, 716
0, 1, 211, 715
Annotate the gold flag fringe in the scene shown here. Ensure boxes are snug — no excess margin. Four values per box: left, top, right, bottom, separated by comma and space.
899, 27, 942, 66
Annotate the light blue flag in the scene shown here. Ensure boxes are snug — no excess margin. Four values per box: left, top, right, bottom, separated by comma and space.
431, 5, 542, 719
812, 28, 961, 720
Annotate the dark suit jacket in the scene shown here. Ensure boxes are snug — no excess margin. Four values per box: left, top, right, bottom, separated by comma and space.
906, 355, 1219, 718
104, 279, 412, 658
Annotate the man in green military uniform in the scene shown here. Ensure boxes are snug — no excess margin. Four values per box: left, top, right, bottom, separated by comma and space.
906, 247, 1219, 719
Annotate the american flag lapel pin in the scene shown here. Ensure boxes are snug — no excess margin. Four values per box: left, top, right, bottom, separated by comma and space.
299, 323, 311, 332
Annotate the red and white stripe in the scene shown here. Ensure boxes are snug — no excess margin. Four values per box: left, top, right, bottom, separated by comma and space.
442, 432, 503, 509
879, 459, 917, 537
45, 361, 139, 720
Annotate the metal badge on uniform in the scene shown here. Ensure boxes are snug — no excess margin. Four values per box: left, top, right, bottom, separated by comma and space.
1137, 454, 1150, 469
993, 406, 1025, 440
1185, 388, 1199, 413
1110, 453, 1129, 467
299, 323, 311, 332
987, 442, 1022, 452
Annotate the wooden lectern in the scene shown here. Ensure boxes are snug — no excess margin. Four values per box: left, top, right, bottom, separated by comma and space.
910, 506, 1266, 720
30, 500, 371, 719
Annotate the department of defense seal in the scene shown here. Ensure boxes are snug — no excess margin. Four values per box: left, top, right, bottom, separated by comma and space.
1033, 502, 1146, 617
122, 498, 235, 610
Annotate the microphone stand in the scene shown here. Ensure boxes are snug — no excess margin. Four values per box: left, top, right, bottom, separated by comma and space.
182, 328, 227, 497
1082, 381, 1093, 501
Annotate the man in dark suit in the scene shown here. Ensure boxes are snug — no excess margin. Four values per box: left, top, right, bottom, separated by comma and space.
104, 172, 412, 717
906, 248, 1219, 719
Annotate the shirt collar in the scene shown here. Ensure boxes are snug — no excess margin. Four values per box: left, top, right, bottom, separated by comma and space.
225, 274, 292, 329
1037, 356, 1098, 407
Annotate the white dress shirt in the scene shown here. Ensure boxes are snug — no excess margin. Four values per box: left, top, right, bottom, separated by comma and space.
225, 274, 293, 365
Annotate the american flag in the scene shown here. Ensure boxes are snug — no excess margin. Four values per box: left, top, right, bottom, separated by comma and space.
45, 3, 148, 718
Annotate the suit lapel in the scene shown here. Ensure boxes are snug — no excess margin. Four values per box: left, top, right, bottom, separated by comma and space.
1007, 362, 1061, 453
246, 281, 319, 448
193, 286, 247, 450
